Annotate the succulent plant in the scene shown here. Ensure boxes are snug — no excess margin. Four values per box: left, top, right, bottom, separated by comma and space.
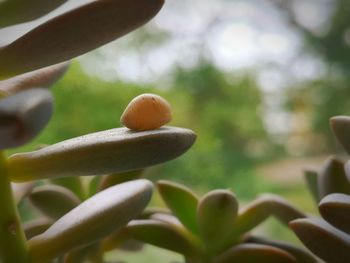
0, 1, 201, 262
290, 116, 350, 263
125, 180, 316, 263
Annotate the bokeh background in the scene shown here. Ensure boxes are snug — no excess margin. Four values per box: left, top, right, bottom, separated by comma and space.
7, 0, 350, 261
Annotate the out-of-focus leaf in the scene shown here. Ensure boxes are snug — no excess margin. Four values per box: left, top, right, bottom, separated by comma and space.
23, 218, 53, 240
0, 88, 53, 149
28, 180, 153, 262
245, 236, 318, 263
318, 157, 350, 198
304, 169, 320, 203
231, 194, 306, 238
343, 160, 350, 183
49, 177, 85, 201
28, 185, 80, 220
64, 243, 101, 263
0, 0, 164, 79
330, 116, 350, 154
319, 193, 350, 234
88, 176, 101, 198
138, 207, 171, 219
101, 228, 143, 252
197, 190, 238, 253
126, 219, 198, 256
157, 180, 199, 235
8, 127, 196, 182
0, 0, 67, 28
11, 182, 35, 204
290, 218, 350, 263
215, 244, 296, 263
150, 213, 182, 227
98, 170, 144, 191
0, 62, 69, 95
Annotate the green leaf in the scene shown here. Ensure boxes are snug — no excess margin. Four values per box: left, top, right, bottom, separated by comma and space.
157, 180, 199, 235
28, 185, 80, 220
127, 219, 198, 256
11, 182, 35, 204
8, 127, 196, 182
101, 228, 143, 252
231, 194, 306, 238
0, 88, 53, 149
319, 193, 350, 234
290, 218, 350, 263
28, 179, 153, 262
303, 169, 320, 203
49, 177, 85, 201
0, 0, 164, 79
330, 116, 350, 154
0, 0, 67, 28
23, 218, 53, 240
150, 213, 182, 227
215, 244, 296, 263
197, 190, 238, 253
318, 157, 350, 198
0, 62, 69, 95
245, 236, 318, 263
98, 170, 144, 191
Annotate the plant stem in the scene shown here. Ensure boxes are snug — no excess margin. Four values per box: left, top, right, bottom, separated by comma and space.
0, 151, 28, 262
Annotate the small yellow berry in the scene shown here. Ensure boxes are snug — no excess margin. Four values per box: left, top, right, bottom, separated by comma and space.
121, 93, 172, 131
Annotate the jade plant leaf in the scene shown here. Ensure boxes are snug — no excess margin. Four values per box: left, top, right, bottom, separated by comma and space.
50, 177, 85, 201
231, 194, 306, 237
343, 160, 350, 182
28, 185, 80, 220
98, 170, 144, 191
0, 88, 53, 149
245, 236, 317, 263
28, 179, 153, 262
150, 213, 182, 227
215, 244, 296, 263
330, 116, 350, 154
290, 218, 350, 263
126, 219, 198, 256
23, 218, 53, 239
157, 180, 199, 235
197, 190, 238, 253
318, 157, 350, 198
8, 127, 196, 182
11, 182, 35, 204
319, 193, 350, 234
303, 169, 320, 203
0, 0, 67, 28
0, 62, 69, 95
0, 0, 164, 79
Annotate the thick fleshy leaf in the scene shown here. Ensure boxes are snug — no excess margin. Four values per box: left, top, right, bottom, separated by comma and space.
319, 193, 350, 234
28, 185, 80, 220
101, 228, 143, 252
23, 218, 53, 240
0, 0, 164, 79
231, 194, 306, 238
157, 180, 199, 235
11, 182, 35, 204
330, 116, 350, 154
318, 157, 350, 198
0, 0, 67, 28
28, 179, 153, 262
98, 170, 144, 191
127, 219, 198, 256
197, 190, 238, 253
49, 177, 85, 200
303, 169, 320, 203
343, 160, 350, 183
215, 244, 296, 263
0, 88, 53, 149
8, 127, 196, 182
150, 213, 182, 227
0, 62, 69, 95
290, 218, 350, 263
245, 236, 318, 263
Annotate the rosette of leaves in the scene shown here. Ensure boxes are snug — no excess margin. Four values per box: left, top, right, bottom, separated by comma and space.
125, 180, 316, 263
0, 1, 201, 262
291, 116, 350, 263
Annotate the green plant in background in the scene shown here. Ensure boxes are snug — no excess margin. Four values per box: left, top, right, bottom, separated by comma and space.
290, 116, 350, 263
0, 1, 199, 262
124, 180, 316, 263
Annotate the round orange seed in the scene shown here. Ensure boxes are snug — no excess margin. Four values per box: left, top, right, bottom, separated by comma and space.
120, 93, 172, 131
